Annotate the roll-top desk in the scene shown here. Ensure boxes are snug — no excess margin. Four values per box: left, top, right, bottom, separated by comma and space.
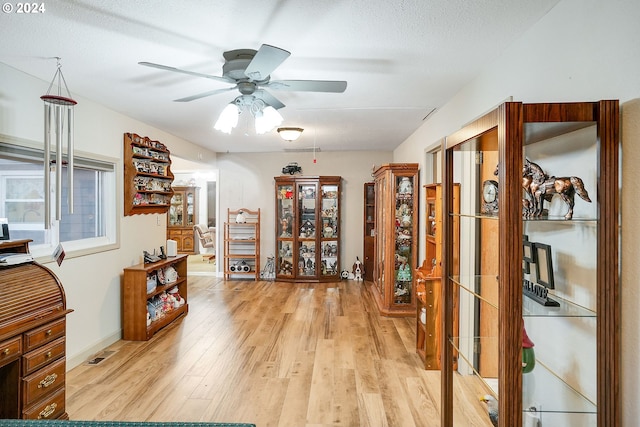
0, 239, 72, 420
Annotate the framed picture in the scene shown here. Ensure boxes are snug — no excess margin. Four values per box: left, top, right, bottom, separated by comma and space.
523, 235, 536, 274
534, 242, 555, 289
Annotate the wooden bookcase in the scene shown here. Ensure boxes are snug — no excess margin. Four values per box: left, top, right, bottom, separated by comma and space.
223, 208, 260, 280
363, 182, 375, 281
274, 176, 342, 282
167, 186, 198, 254
442, 101, 619, 427
0, 239, 72, 420
122, 254, 188, 341
123, 132, 174, 216
370, 163, 419, 316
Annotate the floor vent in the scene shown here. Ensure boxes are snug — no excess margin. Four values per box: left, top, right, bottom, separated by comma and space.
86, 350, 116, 365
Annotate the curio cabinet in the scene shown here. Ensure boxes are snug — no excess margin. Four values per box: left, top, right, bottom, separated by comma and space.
441, 101, 619, 427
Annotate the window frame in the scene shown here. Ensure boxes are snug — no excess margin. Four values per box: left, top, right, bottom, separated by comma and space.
0, 133, 120, 263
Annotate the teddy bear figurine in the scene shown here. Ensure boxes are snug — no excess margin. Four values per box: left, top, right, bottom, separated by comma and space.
168, 286, 185, 307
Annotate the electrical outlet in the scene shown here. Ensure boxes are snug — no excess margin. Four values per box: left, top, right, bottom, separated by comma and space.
156, 216, 161, 226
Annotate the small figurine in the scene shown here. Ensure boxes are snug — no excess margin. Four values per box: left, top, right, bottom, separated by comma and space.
522, 319, 535, 373
168, 286, 185, 307
398, 177, 413, 194
236, 210, 247, 223
352, 257, 364, 281
282, 162, 302, 175
279, 259, 293, 275
300, 219, 315, 237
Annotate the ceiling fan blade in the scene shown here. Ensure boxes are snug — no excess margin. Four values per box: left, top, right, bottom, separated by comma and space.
244, 44, 291, 81
174, 87, 237, 102
139, 62, 234, 84
265, 79, 347, 93
254, 89, 285, 110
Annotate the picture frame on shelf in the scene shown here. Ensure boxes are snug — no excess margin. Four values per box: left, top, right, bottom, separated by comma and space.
522, 236, 535, 274
533, 242, 555, 289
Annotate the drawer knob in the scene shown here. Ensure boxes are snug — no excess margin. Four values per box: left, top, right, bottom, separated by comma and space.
38, 402, 57, 419
38, 373, 58, 388
45, 329, 52, 336
45, 351, 52, 358
2, 348, 9, 355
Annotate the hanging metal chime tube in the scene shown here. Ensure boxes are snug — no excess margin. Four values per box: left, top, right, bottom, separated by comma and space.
41, 58, 77, 229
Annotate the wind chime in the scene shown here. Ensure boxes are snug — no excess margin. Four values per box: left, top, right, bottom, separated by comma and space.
40, 57, 77, 229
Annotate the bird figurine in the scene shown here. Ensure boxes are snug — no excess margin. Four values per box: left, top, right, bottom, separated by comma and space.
480, 394, 498, 427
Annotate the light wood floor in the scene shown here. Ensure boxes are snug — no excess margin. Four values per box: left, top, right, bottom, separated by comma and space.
65, 276, 480, 427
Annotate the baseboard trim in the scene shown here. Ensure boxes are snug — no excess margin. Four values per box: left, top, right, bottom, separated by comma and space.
66, 331, 122, 370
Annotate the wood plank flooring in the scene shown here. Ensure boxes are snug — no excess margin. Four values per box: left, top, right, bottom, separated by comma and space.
65, 277, 487, 427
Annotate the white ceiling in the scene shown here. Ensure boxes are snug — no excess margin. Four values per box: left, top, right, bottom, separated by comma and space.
1, 0, 560, 153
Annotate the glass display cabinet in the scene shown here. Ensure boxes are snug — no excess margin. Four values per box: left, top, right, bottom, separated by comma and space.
274, 176, 341, 282
166, 186, 198, 254
363, 182, 375, 281
442, 101, 619, 427
371, 163, 419, 316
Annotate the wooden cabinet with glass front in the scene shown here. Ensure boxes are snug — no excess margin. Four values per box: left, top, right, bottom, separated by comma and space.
441, 100, 619, 427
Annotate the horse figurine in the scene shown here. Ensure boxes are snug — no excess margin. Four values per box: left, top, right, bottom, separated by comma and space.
523, 158, 591, 220
494, 159, 591, 220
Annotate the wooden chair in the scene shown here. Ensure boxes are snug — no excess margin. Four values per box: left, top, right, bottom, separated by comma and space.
194, 224, 216, 263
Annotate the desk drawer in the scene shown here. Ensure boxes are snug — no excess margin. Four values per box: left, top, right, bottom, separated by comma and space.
0, 336, 22, 365
23, 337, 65, 376
23, 386, 65, 419
22, 357, 66, 406
24, 319, 65, 352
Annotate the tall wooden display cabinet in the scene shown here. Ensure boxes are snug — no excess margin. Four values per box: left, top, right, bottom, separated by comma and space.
441, 101, 619, 427
370, 163, 419, 316
274, 175, 341, 282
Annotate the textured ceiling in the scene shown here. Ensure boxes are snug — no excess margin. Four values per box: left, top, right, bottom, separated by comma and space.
0, 0, 560, 153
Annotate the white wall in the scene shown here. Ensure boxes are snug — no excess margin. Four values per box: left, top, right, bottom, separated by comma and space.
393, 0, 639, 425
217, 151, 392, 275
0, 62, 217, 368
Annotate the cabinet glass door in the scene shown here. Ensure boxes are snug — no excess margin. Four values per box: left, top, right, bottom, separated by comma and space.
186, 190, 195, 226
365, 183, 375, 237
374, 175, 387, 296
521, 119, 599, 426
393, 175, 415, 304
320, 184, 339, 277
168, 193, 183, 226
297, 183, 317, 277
277, 184, 294, 277
448, 128, 501, 427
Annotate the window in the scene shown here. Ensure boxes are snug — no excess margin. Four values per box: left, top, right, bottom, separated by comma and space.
0, 139, 119, 260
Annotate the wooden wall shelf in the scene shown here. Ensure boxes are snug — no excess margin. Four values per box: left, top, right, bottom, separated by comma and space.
123, 132, 174, 216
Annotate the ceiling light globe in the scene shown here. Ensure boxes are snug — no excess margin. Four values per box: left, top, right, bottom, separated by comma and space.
214, 103, 240, 133
277, 127, 304, 142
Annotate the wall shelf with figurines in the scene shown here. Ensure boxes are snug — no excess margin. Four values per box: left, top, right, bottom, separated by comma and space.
123, 132, 175, 216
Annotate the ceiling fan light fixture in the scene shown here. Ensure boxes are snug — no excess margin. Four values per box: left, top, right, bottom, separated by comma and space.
214, 103, 240, 134
277, 127, 304, 142
255, 105, 283, 134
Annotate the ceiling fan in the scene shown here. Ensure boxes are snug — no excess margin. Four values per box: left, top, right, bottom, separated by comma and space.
139, 44, 348, 110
